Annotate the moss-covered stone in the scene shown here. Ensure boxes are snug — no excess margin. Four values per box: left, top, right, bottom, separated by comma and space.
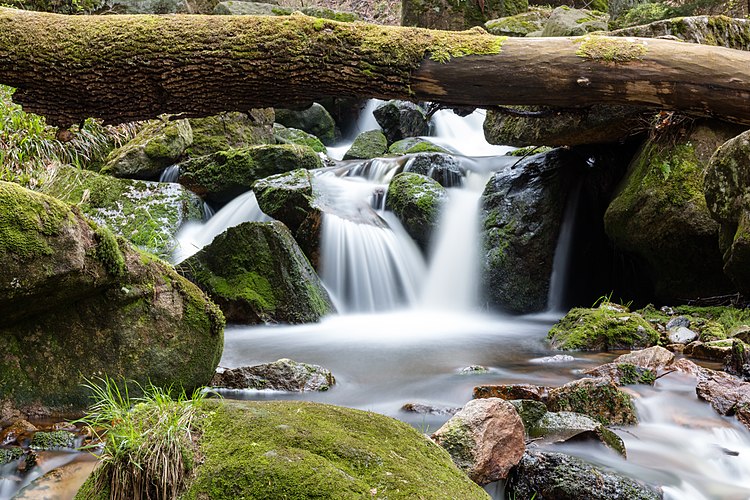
485, 9, 551, 36
42, 165, 203, 258
385, 172, 446, 252
343, 129, 388, 160
389, 137, 448, 155
275, 103, 337, 146
542, 7, 608, 37
403, 152, 464, 187
179, 221, 333, 324
29, 430, 76, 450
273, 124, 326, 153
212, 1, 361, 21
0, 447, 23, 465
179, 144, 322, 205
402, 0, 528, 31
547, 377, 638, 425
528, 411, 626, 456
186, 110, 275, 158
610, 16, 750, 50
373, 100, 429, 145
548, 303, 659, 351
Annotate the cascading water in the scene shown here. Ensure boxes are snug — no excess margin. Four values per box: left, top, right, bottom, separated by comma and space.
546, 182, 582, 312
159, 164, 180, 183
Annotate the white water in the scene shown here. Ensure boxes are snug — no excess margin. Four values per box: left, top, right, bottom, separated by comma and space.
547, 182, 582, 312
159, 164, 180, 183
325, 99, 384, 160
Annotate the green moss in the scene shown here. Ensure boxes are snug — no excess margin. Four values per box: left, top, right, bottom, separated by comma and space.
199, 270, 277, 312
506, 145, 553, 157
389, 138, 448, 155
30, 430, 76, 450
575, 35, 648, 63
343, 129, 388, 160
91, 223, 126, 277
273, 124, 326, 153
617, 363, 656, 385
550, 380, 637, 426
0, 447, 23, 465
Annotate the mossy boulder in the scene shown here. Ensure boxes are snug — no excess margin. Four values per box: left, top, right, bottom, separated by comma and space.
403, 152, 464, 187
0, 182, 224, 416
485, 9, 551, 36
373, 101, 429, 145
528, 411, 626, 456
212, 1, 360, 20
385, 172, 447, 252
402, 0, 528, 30
609, 16, 750, 50
186, 109, 275, 158
101, 119, 192, 180
541, 6, 607, 37
42, 165, 203, 258
547, 377, 638, 425
604, 120, 742, 302
178, 221, 333, 324
29, 430, 76, 450
273, 124, 326, 153
179, 144, 322, 205
389, 137, 448, 155
343, 129, 388, 160
211, 358, 335, 391
705, 129, 750, 293
275, 103, 337, 146
99, 0, 189, 13
547, 303, 659, 351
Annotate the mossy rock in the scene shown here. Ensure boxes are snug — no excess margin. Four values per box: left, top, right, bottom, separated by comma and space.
528, 411, 626, 456
548, 303, 659, 351
389, 137, 448, 155
275, 103, 337, 146
609, 16, 750, 49
547, 377, 638, 426
42, 165, 203, 258
101, 119, 192, 180
402, 0, 528, 30
0, 447, 22, 465
179, 221, 333, 324
373, 101, 429, 145
29, 430, 76, 450
186, 110, 275, 158
541, 6, 607, 37
385, 172, 447, 252
343, 130, 388, 160
98, 0, 190, 14
273, 124, 326, 153
212, 1, 360, 20
0, 182, 223, 416
179, 144, 322, 205
605, 120, 742, 302
403, 152, 464, 187
485, 9, 551, 36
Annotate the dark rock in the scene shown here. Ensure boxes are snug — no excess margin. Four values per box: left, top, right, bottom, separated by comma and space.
211, 359, 335, 391
385, 172, 447, 252
725, 339, 750, 381
343, 130, 388, 160
402, 0, 527, 30
403, 153, 464, 188
473, 384, 548, 402
529, 411, 626, 457
401, 403, 461, 416
186, 110, 275, 157
666, 316, 690, 329
275, 103, 337, 146
547, 377, 638, 425
373, 101, 429, 144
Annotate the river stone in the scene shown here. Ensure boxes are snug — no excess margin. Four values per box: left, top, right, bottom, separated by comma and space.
212, 1, 360, 20
584, 362, 656, 386
179, 144, 321, 205
610, 16, 750, 46
385, 172, 447, 252
275, 103, 337, 146
541, 7, 608, 36
696, 370, 750, 425
373, 101, 429, 145
403, 153, 464, 188
101, 119, 192, 180
484, 9, 551, 36
178, 221, 334, 324
211, 359, 335, 391
30, 431, 76, 450
686, 340, 733, 362
43, 165, 204, 258
273, 124, 326, 153
506, 451, 663, 500
529, 411, 626, 456
725, 339, 750, 381
547, 377, 638, 425
459, 365, 489, 375
431, 398, 525, 485
186, 110, 275, 158
0, 181, 224, 416
605, 120, 741, 302
473, 384, 548, 402
613, 346, 675, 371
343, 130, 388, 160
668, 326, 698, 344
0, 419, 36, 446
401, 403, 462, 416
389, 138, 448, 155
402, 0, 527, 30
508, 399, 548, 430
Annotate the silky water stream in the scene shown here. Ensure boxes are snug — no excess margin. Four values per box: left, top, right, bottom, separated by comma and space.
169, 105, 750, 499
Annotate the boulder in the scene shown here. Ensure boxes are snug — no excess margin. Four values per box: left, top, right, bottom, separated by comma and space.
725, 339, 750, 381
275, 103, 337, 146
212, 1, 359, 20
211, 359, 335, 391
178, 221, 334, 324
273, 124, 326, 153
402, 0, 527, 30
179, 144, 322, 205
42, 165, 203, 258
101, 119, 192, 180
584, 362, 656, 386
385, 172, 447, 252
343, 130, 388, 160
529, 411, 626, 456
696, 370, 750, 423
609, 16, 750, 51
668, 325, 698, 344
0, 419, 36, 445
612, 346, 675, 371
547, 377, 638, 425
685, 339, 733, 362
541, 7, 608, 37
373, 101, 429, 145
403, 152, 464, 187
605, 120, 741, 302
401, 403, 462, 416
389, 138, 449, 155
507, 399, 548, 429
484, 9, 551, 36
100, 0, 189, 14
473, 384, 548, 401
29, 430, 76, 450
431, 398, 525, 485
506, 451, 663, 500
186, 110, 275, 158
547, 303, 659, 351
0, 181, 224, 417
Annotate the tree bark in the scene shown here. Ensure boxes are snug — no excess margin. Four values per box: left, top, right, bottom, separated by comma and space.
1, 8, 749, 127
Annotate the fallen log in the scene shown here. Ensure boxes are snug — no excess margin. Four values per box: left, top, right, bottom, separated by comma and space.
1, 8, 749, 127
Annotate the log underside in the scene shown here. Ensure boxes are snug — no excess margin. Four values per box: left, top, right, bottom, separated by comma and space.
0, 8, 749, 127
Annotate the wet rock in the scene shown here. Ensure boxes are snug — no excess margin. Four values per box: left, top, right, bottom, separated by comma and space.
385, 172, 447, 252
403, 153, 464, 188
696, 371, 750, 420
29, 431, 76, 450
529, 411, 626, 457
343, 130, 388, 160
179, 221, 334, 324
373, 101, 429, 144
187, 110, 275, 158
273, 124, 326, 154
401, 403, 461, 416
211, 359, 335, 392
473, 384, 548, 402
179, 144, 322, 205
0, 420, 36, 446
609, 16, 750, 50
584, 362, 656, 386
668, 326, 698, 344
541, 7, 608, 36
0, 447, 23, 465
612, 346, 675, 371
725, 339, 750, 381
686, 340, 733, 362
508, 399, 547, 429
12, 457, 98, 500
666, 316, 690, 329
547, 377, 638, 425
506, 451, 663, 500
459, 365, 489, 375
389, 138, 448, 155
532, 354, 575, 363
485, 9, 551, 36
431, 398, 525, 485
547, 303, 659, 351
275, 103, 337, 146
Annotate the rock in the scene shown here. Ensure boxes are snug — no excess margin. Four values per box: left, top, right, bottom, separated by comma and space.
12, 458, 97, 500
0, 181, 224, 416
725, 339, 750, 381
666, 316, 690, 329
668, 326, 698, 344
431, 398, 525, 485
705, 129, 750, 293
610, 16, 750, 48
343, 130, 388, 160
485, 9, 551, 36
605, 120, 742, 302
541, 7, 608, 37
389, 138, 448, 155
473, 384, 548, 402
100, 0, 188, 14
547, 303, 658, 351
273, 124, 326, 154
506, 451, 663, 500
178, 221, 333, 324
686, 340, 733, 362
179, 144, 322, 205
612, 346, 675, 371
584, 362, 656, 386
529, 411, 626, 456
532, 354, 575, 363
403, 153, 464, 188
547, 377, 638, 425
508, 399, 548, 430
43, 165, 203, 258
186, 110, 275, 158
385, 172, 447, 252
275, 103, 337, 146
101, 119, 192, 180
211, 359, 335, 391
0, 447, 23, 465
401, 403, 462, 416
459, 365, 489, 375
402, 0, 527, 30
373, 101, 429, 145
696, 370, 750, 427
29, 430, 76, 450
0, 419, 36, 445
212, 1, 360, 20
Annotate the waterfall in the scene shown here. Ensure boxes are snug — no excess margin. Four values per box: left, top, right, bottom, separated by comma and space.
428, 109, 513, 157
546, 182, 582, 312
159, 164, 180, 183
326, 99, 384, 161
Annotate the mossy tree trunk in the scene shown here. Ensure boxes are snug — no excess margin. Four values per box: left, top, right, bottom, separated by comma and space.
1, 8, 750, 127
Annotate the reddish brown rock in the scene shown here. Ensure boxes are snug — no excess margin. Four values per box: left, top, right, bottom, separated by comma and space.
0, 419, 37, 446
